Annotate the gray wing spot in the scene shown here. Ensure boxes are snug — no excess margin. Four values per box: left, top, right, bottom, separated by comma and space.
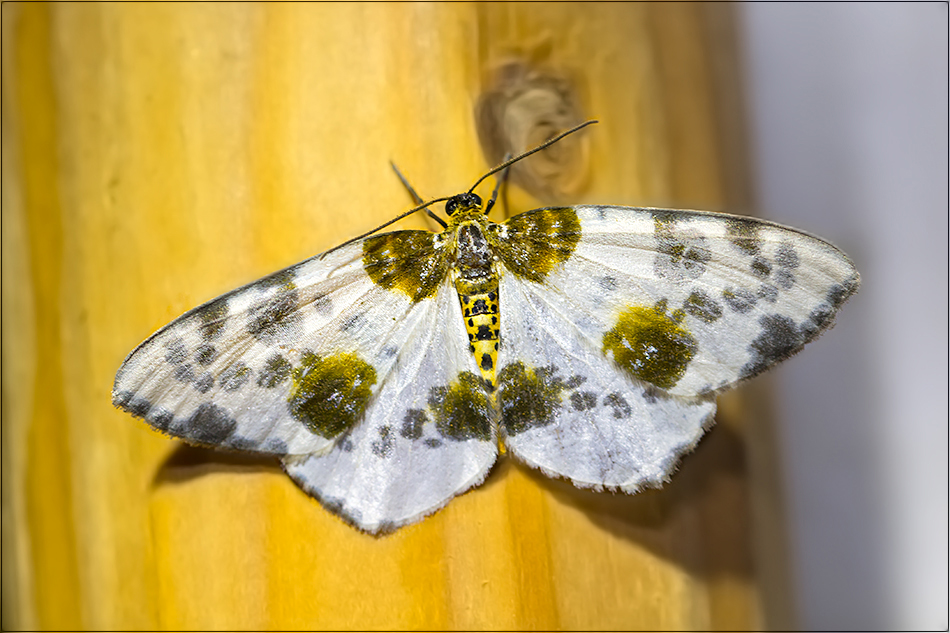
257, 354, 291, 388
194, 371, 214, 393
197, 298, 230, 341
371, 426, 395, 458
318, 495, 363, 528
722, 288, 757, 314
751, 256, 772, 279
774, 243, 801, 289
570, 391, 598, 411
195, 343, 217, 366
164, 338, 187, 364
340, 313, 366, 333
640, 385, 660, 404
802, 305, 833, 340
171, 362, 213, 392
262, 438, 289, 454
801, 278, 860, 340
598, 276, 618, 292
726, 219, 762, 255
247, 287, 301, 342
174, 363, 196, 383
114, 391, 151, 418
740, 314, 805, 378
228, 436, 260, 451
149, 408, 174, 431
174, 403, 237, 445
775, 243, 800, 269
564, 374, 587, 389
653, 223, 712, 281
219, 362, 251, 392
827, 277, 860, 309
757, 284, 779, 303
313, 292, 333, 316
400, 409, 427, 440
684, 290, 723, 323
774, 268, 796, 290
603, 392, 632, 419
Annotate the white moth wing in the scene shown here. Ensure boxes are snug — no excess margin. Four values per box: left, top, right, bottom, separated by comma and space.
113, 242, 428, 456
494, 204, 858, 490
536, 205, 860, 397
282, 279, 498, 534
496, 271, 717, 491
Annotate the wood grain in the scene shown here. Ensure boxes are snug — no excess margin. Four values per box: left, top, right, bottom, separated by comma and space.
2, 3, 768, 629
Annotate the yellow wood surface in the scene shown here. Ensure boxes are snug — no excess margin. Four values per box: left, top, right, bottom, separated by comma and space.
3, 3, 765, 629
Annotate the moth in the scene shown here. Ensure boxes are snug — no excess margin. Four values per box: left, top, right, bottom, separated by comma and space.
113, 122, 860, 534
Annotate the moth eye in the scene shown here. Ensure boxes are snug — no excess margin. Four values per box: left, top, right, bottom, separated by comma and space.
445, 193, 482, 216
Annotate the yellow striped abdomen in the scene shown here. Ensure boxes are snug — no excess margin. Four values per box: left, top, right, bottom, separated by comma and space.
456, 278, 499, 387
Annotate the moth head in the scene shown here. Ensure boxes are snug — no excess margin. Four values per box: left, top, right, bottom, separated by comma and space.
445, 193, 483, 217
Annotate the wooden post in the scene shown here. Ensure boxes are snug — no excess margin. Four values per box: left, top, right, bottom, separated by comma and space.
3, 4, 770, 629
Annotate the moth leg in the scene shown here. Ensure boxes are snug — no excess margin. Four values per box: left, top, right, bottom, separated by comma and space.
390, 161, 448, 229
484, 152, 513, 217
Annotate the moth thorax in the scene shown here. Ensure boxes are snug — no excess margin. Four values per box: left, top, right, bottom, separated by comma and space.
453, 223, 500, 387
456, 223, 493, 279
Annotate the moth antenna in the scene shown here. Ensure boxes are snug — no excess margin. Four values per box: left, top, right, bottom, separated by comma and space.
325, 120, 597, 259
468, 120, 598, 194
319, 196, 452, 259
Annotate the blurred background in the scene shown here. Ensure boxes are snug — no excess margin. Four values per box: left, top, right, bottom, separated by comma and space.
738, 4, 947, 629
2, 3, 947, 630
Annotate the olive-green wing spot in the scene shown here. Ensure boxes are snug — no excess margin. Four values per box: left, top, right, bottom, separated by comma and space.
288, 351, 377, 438
363, 231, 449, 302
428, 371, 493, 441
498, 361, 567, 436
602, 304, 698, 390
490, 208, 581, 283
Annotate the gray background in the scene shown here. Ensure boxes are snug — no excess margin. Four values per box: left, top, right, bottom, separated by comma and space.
739, 3, 948, 629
